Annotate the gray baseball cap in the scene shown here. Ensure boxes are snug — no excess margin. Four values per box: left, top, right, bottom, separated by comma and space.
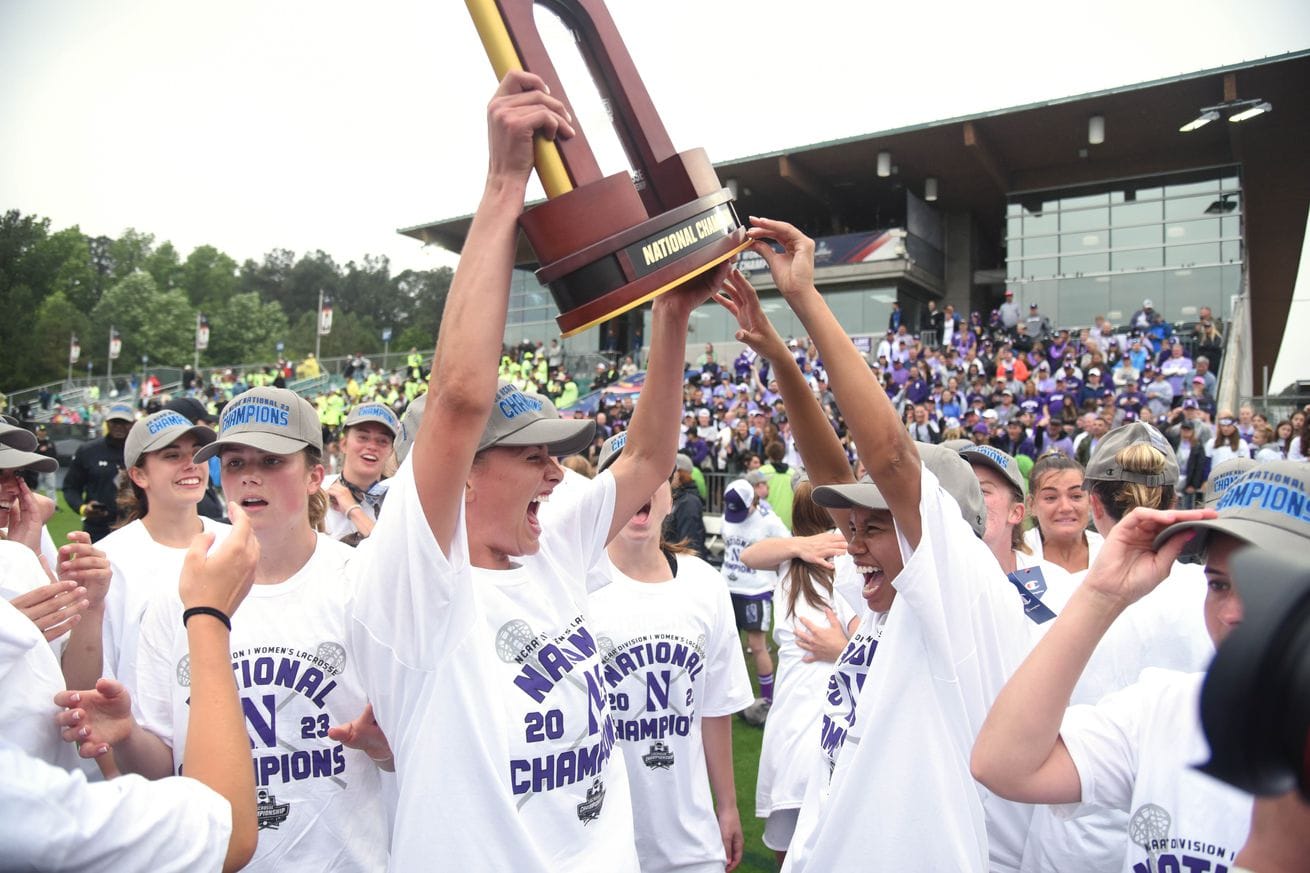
811, 443, 987, 538
1084, 421, 1179, 486
596, 431, 628, 474
478, 381, 593, 457
1155, 461, 1310, 560
745, 469, 767, 486
104, 402, 136, 423
394, 392, 427, 465
0, 443, 57, 474
674, 453, 693, 472
940, 438, 974, 452
125, 410, 216, 468
343, 402, 400, 438
1203, 458, 1259, 508
0, 421, 37, 452
959, 443, 1027, 498
193, 386, 322, 463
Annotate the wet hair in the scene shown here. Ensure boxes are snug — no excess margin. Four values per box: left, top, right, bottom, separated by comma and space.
783, 481, 837, 619
1088, 443, 1175, 522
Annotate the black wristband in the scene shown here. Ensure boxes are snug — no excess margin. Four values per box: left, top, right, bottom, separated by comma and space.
182, 606, 232, 631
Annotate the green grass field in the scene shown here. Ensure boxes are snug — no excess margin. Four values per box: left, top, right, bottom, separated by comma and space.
47, 500, 778, 870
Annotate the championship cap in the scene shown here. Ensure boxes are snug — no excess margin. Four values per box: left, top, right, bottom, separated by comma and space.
394, 392, 427, 465
941, 438, 973, 452
343, 402, 400, 438
0, 420, 37, 452
104, 403, 136, 423
1083, 421, 1179, 486
745, 469, 767, 486
477, 381, 593, 457
596, 431, 627, 474
125, 410, 216, 468
193, 386, 322, 463
723, 479, 753, 523
1203, 458, 1258, 508
0, 443, 57, 474
959, 444, 1027, 498
811, 443, 987, 538
1154, 461, 1310, 560
164, 396, 217, 424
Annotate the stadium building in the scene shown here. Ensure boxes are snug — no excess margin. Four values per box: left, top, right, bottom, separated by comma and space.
402, 51, 1310, 402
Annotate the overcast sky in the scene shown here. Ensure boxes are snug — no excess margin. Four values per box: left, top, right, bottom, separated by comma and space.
2, 0, 1306, 274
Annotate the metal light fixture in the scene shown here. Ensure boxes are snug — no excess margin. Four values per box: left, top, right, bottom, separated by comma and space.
1180, 98, 1272, 133
1088, 115, 1105, 145
877, 151, 891, 178
725, 178, 739, 199
924, 177, 938, 201
1229, 101, 1272, 123
1180, 110, 1220, 132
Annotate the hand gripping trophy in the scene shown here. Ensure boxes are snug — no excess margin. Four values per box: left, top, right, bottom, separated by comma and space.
465, 0, 751, 336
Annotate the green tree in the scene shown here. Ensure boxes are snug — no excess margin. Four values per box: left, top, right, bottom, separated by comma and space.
182, 244, 239, 308
145, 241, 184, 294
30, 291, 92, 379
238, 248, 294, 303
107, 228, 155, 282
91, 273, 194, 368
203, 292, 289, 366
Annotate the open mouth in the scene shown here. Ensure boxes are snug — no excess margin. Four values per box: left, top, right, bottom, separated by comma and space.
526, 493, 548, 536
239, 496, 269, 510
857, 563, 886, 601
361, 453, 379, 464
631, 500, 652, 526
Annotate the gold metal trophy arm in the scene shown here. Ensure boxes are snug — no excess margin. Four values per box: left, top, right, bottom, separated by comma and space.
465, 0, 574, 197
462, 0, 748, 337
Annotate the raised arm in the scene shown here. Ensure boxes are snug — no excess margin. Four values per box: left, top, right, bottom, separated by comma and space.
717, 270, 851, 496
607, 268, 726, 543
971, 507, 1213, 802
412, 71, 576, 554
740, 531, 846, 571
747, 218, 922, 546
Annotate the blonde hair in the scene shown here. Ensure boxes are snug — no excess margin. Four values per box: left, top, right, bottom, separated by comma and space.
561, 455, 595, 479
1089, 443, 1174, 521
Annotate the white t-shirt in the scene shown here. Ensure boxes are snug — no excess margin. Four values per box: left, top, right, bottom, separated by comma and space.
589, 552, 754, 873
321, 474, 390, 542
134, 533, 389, 872
0, 552, 80, 772
1057, 669, 1251, 873
720, 509, 790, 597
1019, 560, 1215, 873
98, 516, 230, 689
0, 738, 232, 872
1023, 526, 1105, 567
349, 462, 639, 873
1207, 441, 1252, 466
784, 467, 1033, 873
756, 552, 858, 818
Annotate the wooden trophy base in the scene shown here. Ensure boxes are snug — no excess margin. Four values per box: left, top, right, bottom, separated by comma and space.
523, 186, 750, 338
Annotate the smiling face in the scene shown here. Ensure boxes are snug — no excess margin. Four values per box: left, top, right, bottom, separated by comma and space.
1030, 468, 1089, 545
128, 434, 208, 512
341, 422, 394, 484
972, 464, 1025, 560
219, 445, 323, 535
0, 467, 24, 527
844, 507, 904, 612
466, 444, 564, 569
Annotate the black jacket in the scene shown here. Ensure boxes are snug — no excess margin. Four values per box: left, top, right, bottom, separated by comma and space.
663, 482, 707, 560
63, 437, 125, 541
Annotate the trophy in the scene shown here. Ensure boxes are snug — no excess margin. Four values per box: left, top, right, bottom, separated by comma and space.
466, 0, 750, 337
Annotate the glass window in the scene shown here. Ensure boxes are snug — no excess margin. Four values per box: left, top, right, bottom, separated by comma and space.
1165, 242, 1221, 268
1108, 272, 1163, 326
1113, 224, 1161, 249
1165, 179, 1219, 198
1061, 192, 1109, 210
1166, 195, 1220, 221
1007, 217, 1022, 242
1221, 215, 1241, 238
1025, 212, 1058, 236
1221, 240, 1241, 262
1165, 219, 1222, 244
1165, 267, 1225, 323
1024, 258, 1059, 279
1061, 253, 1109, 275
1025, 234, 1058, 256
827, 289, 863, 330
1062, 231, 1106, 252
1057, 277, 1107, 328
1114, 249, 1163, 270
1111, 200, 1162, 227
1060, 207, 1109, 232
